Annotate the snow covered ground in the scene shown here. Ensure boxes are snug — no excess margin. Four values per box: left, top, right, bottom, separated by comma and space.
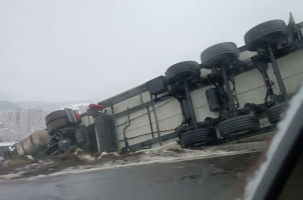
0, 140, 267, 181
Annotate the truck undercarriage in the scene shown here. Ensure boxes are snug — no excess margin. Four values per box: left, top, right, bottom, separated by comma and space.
4, 13, 303, 159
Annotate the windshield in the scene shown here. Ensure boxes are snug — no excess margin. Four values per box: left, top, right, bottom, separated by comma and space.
0, 1, 302, 200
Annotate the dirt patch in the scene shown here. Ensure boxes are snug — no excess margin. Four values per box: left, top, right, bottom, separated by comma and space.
0, 152, 126, 179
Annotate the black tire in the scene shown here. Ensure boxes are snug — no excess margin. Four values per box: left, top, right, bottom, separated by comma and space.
47, 118, 70, 134
45, 110, 67, 125
266, 102, 287, 124
201, 42, 239, 69
179, 128, 216, 147
165, 61, 200, 84
244, 20, 288, 51
218, 115, 260, 137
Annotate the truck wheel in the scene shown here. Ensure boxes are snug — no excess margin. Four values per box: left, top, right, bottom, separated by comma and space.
45, 110, 67, 125
266, 102, 286, 124
218, 115, 260, 137
201, 42, 239, 69
165, 61, 200, 84
179, 128, 216, 147
244, 20, 289, 51
47, 118, 70, 134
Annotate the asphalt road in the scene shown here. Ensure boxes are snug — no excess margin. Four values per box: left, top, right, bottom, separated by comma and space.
0, 151, 261, 200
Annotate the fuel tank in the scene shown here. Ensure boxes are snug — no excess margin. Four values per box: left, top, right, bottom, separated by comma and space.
15, 130, 50, 156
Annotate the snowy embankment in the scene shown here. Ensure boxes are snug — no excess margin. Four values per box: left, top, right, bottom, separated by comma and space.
0, 140, 266, 181
0, 142, 15, 147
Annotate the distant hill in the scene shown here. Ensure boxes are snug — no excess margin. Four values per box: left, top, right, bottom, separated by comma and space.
15, 101, 96, 113
0, 100, 98, 142
0, 101, 20, 110
0, 99, 99, 113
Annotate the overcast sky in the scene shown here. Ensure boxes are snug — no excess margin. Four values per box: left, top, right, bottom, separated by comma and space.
0, 0, 302, 102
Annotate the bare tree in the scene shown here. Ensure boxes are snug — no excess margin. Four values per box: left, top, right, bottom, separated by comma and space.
26, 108, 33, 133
15, 109, 21, 134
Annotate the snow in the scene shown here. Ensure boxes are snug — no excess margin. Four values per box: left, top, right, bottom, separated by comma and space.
28, 150, 254, 182
0, 148, 257, 182
0, 172, 25, 180
78, 154, 96, 162
243, 84, 303, 200
26, 155, 34, 160
0, 142, 15, 147
137, 142, 181, 153
0, 136, 267, 182
97, 152, 109, 159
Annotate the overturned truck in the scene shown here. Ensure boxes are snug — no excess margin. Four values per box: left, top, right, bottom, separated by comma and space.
6, 14, 303, 159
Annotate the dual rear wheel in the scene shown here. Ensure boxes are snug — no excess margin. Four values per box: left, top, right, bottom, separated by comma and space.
45, 110, 70, 134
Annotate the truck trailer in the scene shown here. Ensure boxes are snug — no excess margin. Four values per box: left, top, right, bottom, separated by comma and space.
5, 13, 303, 159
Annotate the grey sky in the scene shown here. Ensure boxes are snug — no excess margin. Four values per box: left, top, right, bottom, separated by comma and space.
0, 0, 302, 102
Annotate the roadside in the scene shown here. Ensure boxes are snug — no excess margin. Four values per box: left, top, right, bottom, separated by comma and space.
0, 137, 269, 181
0, 151, 262, 200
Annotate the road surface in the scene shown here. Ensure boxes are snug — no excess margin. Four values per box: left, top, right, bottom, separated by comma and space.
0, 151, 261, 200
